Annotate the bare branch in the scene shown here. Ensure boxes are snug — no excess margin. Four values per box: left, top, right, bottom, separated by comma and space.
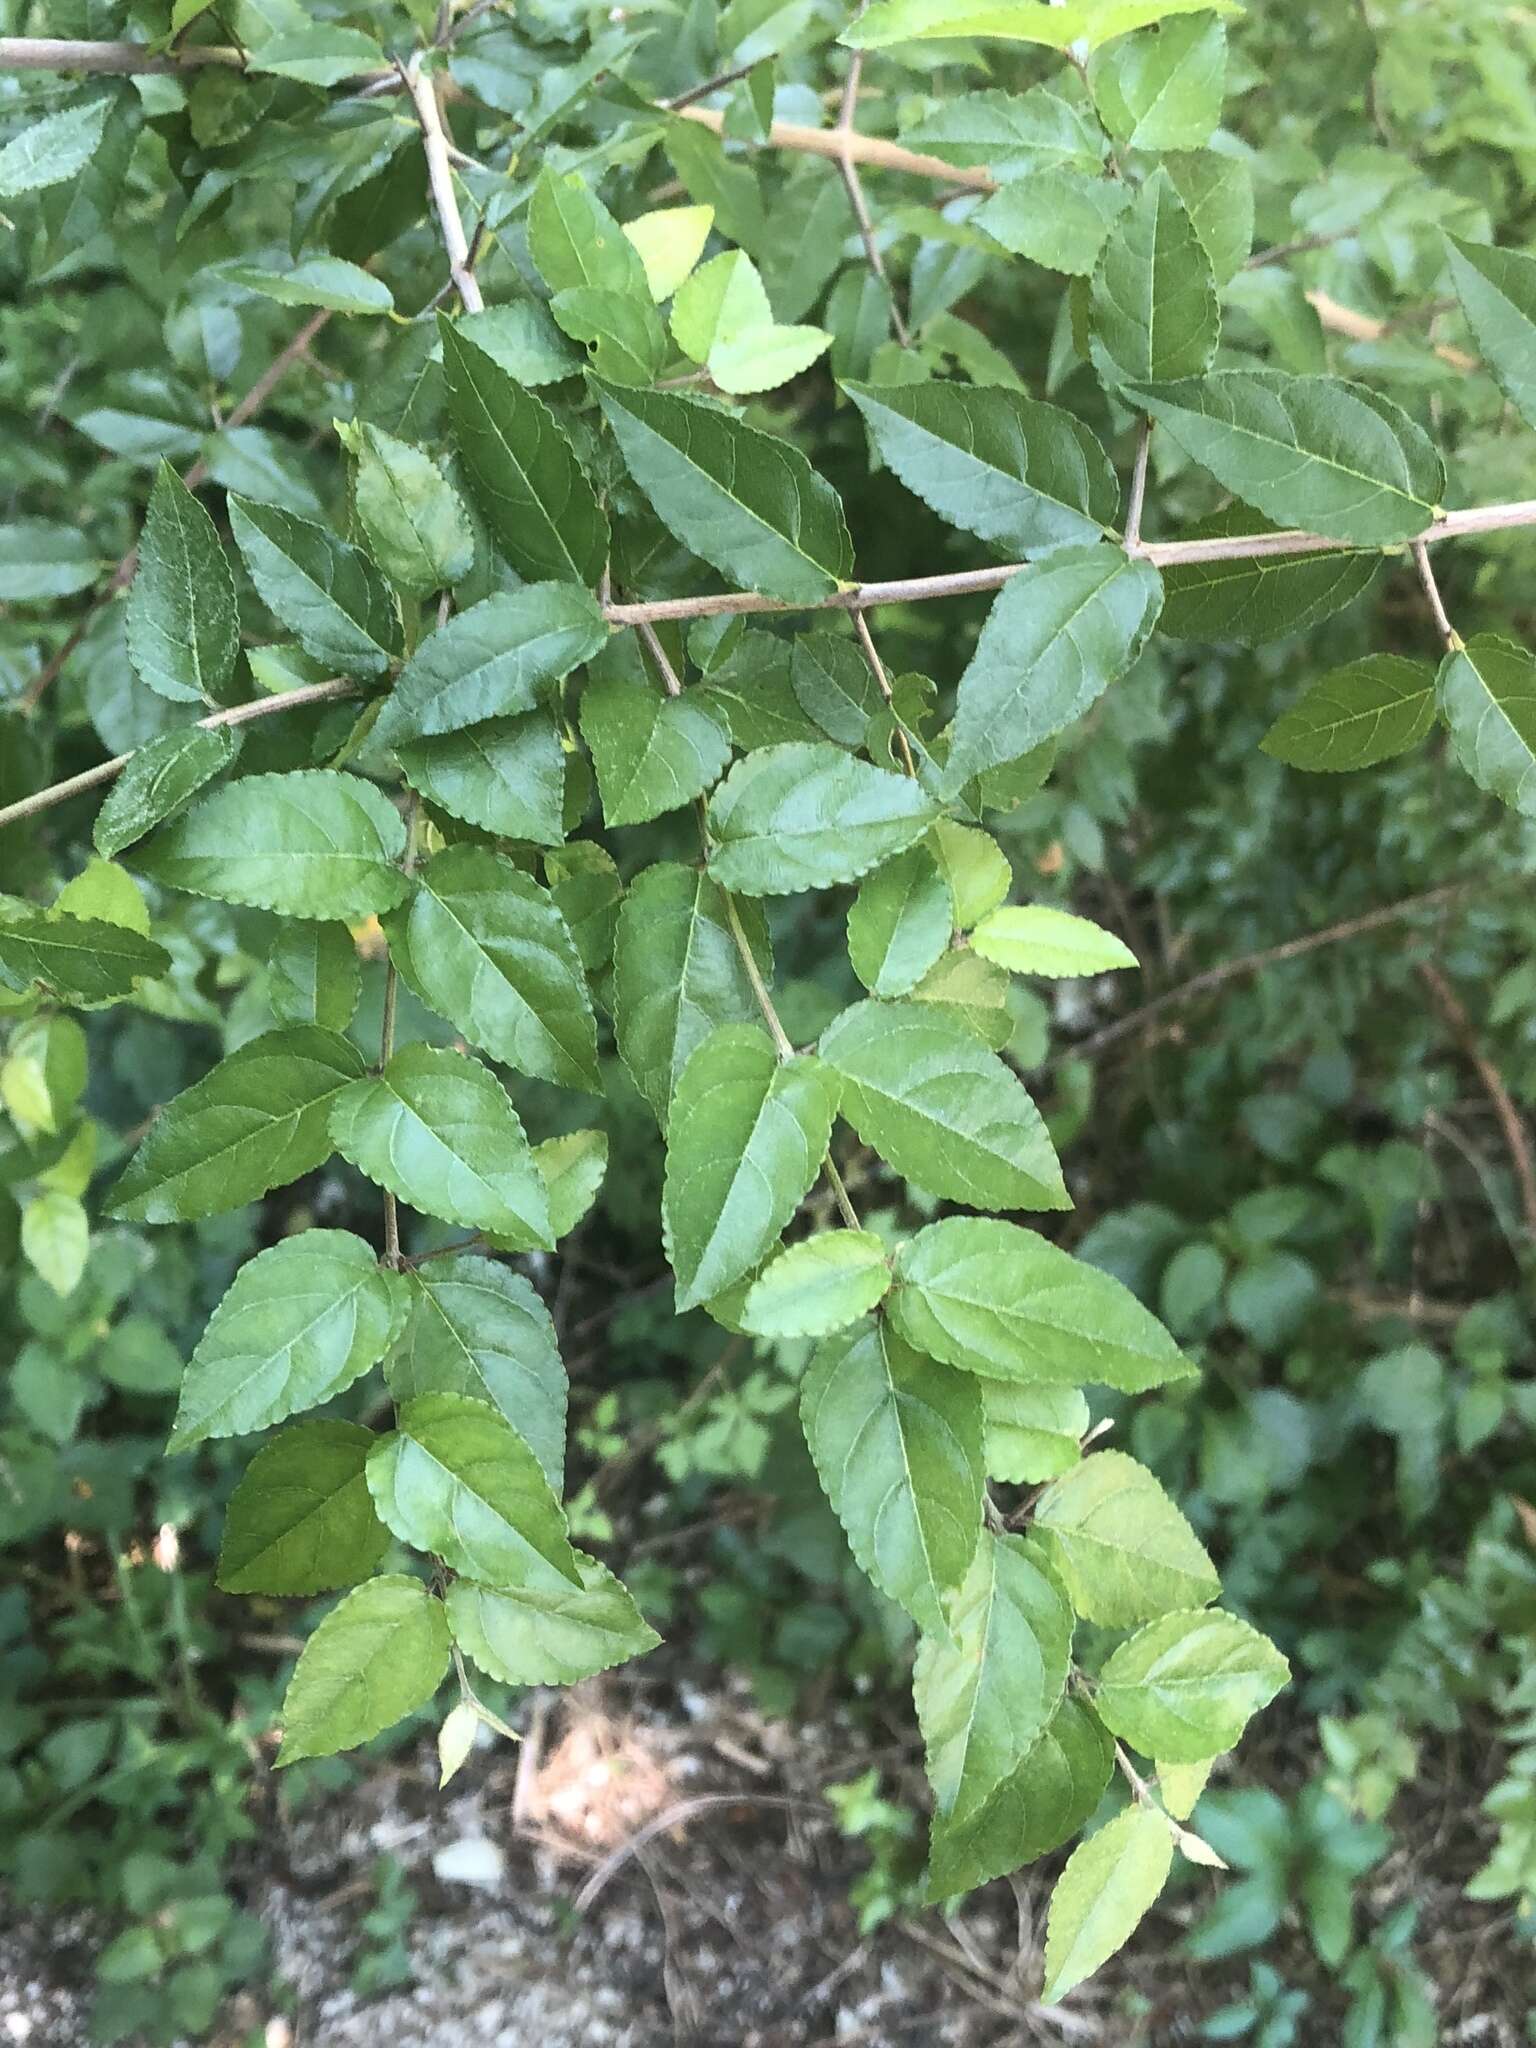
0, 36, 240, 72
402, 56, 484, 313
1418, 962, 1536, 1238
1411, 538, 1459, 651
1123, 418, 1152, 550
834, 41, 910, 346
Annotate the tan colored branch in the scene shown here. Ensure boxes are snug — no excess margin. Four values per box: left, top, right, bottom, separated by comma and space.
0, 36, 240, 71
402, 57, 484, 314
1418, 962, 1536, 1237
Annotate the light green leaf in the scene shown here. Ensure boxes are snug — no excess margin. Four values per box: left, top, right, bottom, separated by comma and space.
398, 713, 566, 845
981, 1381, 1089, 1485
136, 770, 409, 921
454, 301, 582, 387
51, 859, 149, 936
741, 1231, 892, 1337
844, 0, 1240, 51
94, 727, 241, 861
1261, 654, 1436, 771
342, 421, 473, 592
1089, 170, 1219, 387
248, 26, 387, 88
1163, 149, 1253, 286
819, 999, 1068, 1212
529, 1128, 609, 1243
1131, 371, 1445, 545
228, 257, 393, 315
1095, 1609, 1290, 1763
529, 168, 652, 297
108, 1026, 365, 1224
0, 95, 113, 198
974, 171, 1131, 277
845, 381, 1116, 557
927, 821, 1012, 931
21, 1191, 87, 1298
1446, 236, 1536, 433
331, 1044, 553, 1246
914, 1530, 1073, 1820
624, 204, 715, 301
901, 85, 1105, 178
595, 383, 854, 603
1041, 1806, 1174, 2003
1034, 1449, 1220, 1625
0, 908, 170, 1004
268, 922, 360, 1032
801, 1317, 984, 1635
671, 251, 830, 395
382, 846, 599, 1091
375, 585, 607, 746
970, 905, 1138, 978
580, 667, 732, 826
125, 463, 239, 706
848, 845, 953, 998
228, 496, 399, 676
707, 742, 938, 895
448, 1552, 660, 1686
1436, 634, 1536, 817
217, 1420, 389, 1597
1157, 1758, 1213, 1821
662, 1024, 837, 1310
276, 1575, 449, 1766
928, 1697, 1112, 1898
1158, 508, 1377, 643
1089, 15, 1227, 150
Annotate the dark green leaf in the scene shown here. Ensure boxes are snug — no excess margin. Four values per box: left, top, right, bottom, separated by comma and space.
374, 585, 607, 746
217, 1421, 390, 1596
928, 1697, 1112, 1898
1446, 236, 1536, 433
126, 464, 239, 705
343, 421, 473, 593
268, 921, 361, 1032
1261, 654, 1437, 771
1089, 171, 1219, 386
229, 496, 400, 675
1158, 509, 1378, 643
93, 727, 242, 860
397, 713, 566, 844
580, 666, 732, 826
0, 907, 170, 1004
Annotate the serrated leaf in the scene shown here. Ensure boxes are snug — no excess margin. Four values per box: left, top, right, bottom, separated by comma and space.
530, 167, 652, 298
448, 1551, 660, 1686
580, 666, 732, 826
229, 496, 400, 676
1261, 654, 1436, 771
942, 549, 1163, 792
844, 0, 1239, 51
741, 1231, 892, 1337
440, 315, 608, 586
551, 286, 669, 386
1096, 1609, 1289, 1763
1446, 236, 1536, 433
1158, 508, 1378, 643
398, 713, 566, 845
136, 770, 409, 921
706, 742, 937, 894
343, 421, 473, 592
970, 905, 1138, 978
819, 999, 1068, 1212
126, 463, 239, 706
981, 1381, 1089, 1485
624, 204, 715, 301
387, 1255, 567, 1489
901, 85, 1104, 178
1436, 634, 1536, 817
662, 1025, 837, 1310
382, 846, 598, 1091
801, 1317, 984, 1635
1163, 149, 1253, 287
698, 632, 826, 749
928, 1697, 1112, 1898
0, 908, 170, 1004
249, 26, 386, 88
527, 1128, 608, 1243
170, 1228, 406, 1451
845, 380, 1116, 558
1089, 15, 1226, 150
454, 301, 582, 387
1089, 171, 1219, 387
671, 251, 830, 395
915, 1530, 1073, 1820
276, 1575, 449, 1766
0, 96, 113, 198
848, 845, 953, 998
974, 171, 1131, 277
927, 821, 1012, 931
93, 727, 242, 860
375, 585, 607, 746
229, 257, 393, 315
1035, 1449, 1220, 1625
1132, 371, 1445, 545
217, 1420, 389, 1596
595, 383, 853, 603
268, 922, 361, 1032
789, 630, 882, 746
1041, 1806, 1174, 2003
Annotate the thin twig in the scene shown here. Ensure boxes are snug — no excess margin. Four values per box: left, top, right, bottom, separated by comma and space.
663, 61, 758, 112
850, 610, 918, 776
1123, 418, 1152, 550
0, 36, 242, 70
402, 55, 484, 313
1412, 538, 1459, 651
834, 37, 910, 345
1418, 962, 1536, 1237
572, 1794, 818, 1914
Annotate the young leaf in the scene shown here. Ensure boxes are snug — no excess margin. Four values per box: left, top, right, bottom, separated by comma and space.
1445, 236, 1536, 433
706, 742, 938, 894
126, 464, 239, 705
927, 821, 1012, 931
1034, 1450, 1220, 1625
1261, 655, 1437, 771
843, 0, 1239, 51
579, 666, 732, 826
397, 713, 566, 845
1158, 509, 1378, 643
0, 909, 170, 1005
276, 1575, 450, 1766
969, 905, 1138, 978
1089, 171, 1219, 387
330, 1045, 554, 1246
670, 251, 830, 395
982, 1381, 1090, 1485
217, 1421, 390, 1596
228, 496, 400, 675
1089, 16, 1227, 150
928, 1697, 1113, 1899
367, 1391, 582, 1589
662, 1025, 837, 1310
741, 1231, 892, 1338
844, 381, 1117, 557
268, 922, 361, 1032
801, 1317, 984, 1636
448, 1551, 660, 1686
1095, 1609, 1290, 1763
108, 1026, 365, 1224
524, 1128, 609, 1245
1041, 1806, 1175, 2003
342, 421, 474, 593
93, 726, 242, 860
21, 1191, 87, 1297
135, 770, 409, 921
382, 846, 600, 1091
1436, 634, 1536, 817
848, 844, 954, 998
818, 999, 1069, 1212
373, 585, 607, 745
623, 204, 715, 301
595, 383, 854, 603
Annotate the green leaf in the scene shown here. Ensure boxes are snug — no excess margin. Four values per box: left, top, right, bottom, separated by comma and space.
970, 905, 1138, 978
448, 1552, 660, 1686
928, 1697, 1112, 1898
529, 168, 652, 298
1089, 170, 1219, 387
942, 549, 1163, 791
671, 251, 830, 395
374, 585, 608, 746
1261, 654, 1437, 771
0, 95, 113, 198
125, 464, 239, 706
136, 771, 409, 921
697, 632, 826, 750
801, 1317, 984, 1635
217, 1421, 389, 1596
382, 847, 599, 1091
109, 1026, 364, 1223
1034, 1449, 1220, 1625
844, 0, 1239, 50
228, 496, 400, 676
891, 1218, 1192, 1391
1163, 149, 1253, 287
901, 85, 1105, 178
741, 1231, 892, 1337
21, 1190, 87, 1297
1446, 236, 1536, 433
981, 1381, 1089, 1485
914, 1530, 1073, 1820
342, 421, 473, 592
706, 742, 938, 894
974, 171, 1131, 277
454, 301, 582, 388
1089, 16, 1227, 149
93, 727, 241, 861
228, 257, 394, 315
527, 1128, 609, 1244
440, 315, 608, 586
1158, 509, 1378, 643
845, 380, 1116, 557
662, 1025, 837, 1310
387, 1255, 567, 1489
276, 1575, 450, 1766
1131, 371, 1445, 545
0, 520, 101, 602
331, 1044, 553, 1246
623, 204, 715, 301
579, 667, 732, 826
595, 383, 854, 603
927, 821, 1012, 931
1041, 1806, 1174, 2003
613, 864, 775, 1125
398, 713, 566, 845
0, 908, 170, 1004
171, 1229, 405, 1451
550, 286, 668, 386
1436, 634, 1536, 817
268, 922, 361, 1032
248, 26, 387, 88
848, 845, 953, 998
367, 1391, 581, 1587
1095, 1609, 1290, 1763
819, 999, 1068, 1212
